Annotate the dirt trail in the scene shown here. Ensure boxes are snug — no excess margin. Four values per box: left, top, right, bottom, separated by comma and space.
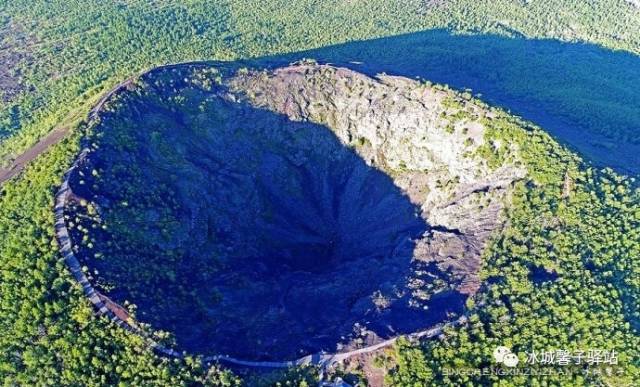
205, 315, 468, 368
0, 85, 121, 188
0, 61, 219, 188
0, 126, 69, 186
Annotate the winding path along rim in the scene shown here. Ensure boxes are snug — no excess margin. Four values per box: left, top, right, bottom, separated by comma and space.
48, 61, 469, 368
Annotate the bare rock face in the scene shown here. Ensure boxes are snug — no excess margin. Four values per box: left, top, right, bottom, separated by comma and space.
230, 64, 525, 295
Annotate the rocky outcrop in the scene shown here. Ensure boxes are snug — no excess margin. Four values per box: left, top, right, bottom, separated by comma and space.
230, 64, 525, 295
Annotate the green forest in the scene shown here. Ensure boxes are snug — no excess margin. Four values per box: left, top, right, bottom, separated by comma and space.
389, 109, 640, 385
2, 0, 640, 162
1, 0, 640, 385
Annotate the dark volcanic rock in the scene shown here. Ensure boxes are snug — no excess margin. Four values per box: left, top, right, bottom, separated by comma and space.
67, 64, 524, 360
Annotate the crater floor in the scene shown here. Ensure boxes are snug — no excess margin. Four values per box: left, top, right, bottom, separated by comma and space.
65, 64, 523, 359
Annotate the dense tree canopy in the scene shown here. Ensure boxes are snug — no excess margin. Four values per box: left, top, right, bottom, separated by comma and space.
1, 1, 639, 385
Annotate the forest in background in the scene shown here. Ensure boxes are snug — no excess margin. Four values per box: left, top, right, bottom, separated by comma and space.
2, 0, 640, 162
1, 1, 640, 385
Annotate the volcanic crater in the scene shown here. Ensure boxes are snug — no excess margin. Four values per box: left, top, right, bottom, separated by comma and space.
64, 63, 524, 360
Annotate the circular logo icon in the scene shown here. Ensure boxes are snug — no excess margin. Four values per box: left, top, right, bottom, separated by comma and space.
503, 353, 520, 367
493, 346, 511, 363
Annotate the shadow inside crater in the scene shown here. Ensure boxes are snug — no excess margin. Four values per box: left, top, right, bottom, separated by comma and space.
64, 27, 640, 360
69, 71, 464, 360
